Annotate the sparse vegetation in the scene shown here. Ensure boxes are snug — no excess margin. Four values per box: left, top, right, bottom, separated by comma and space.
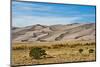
12, 41, 96, 65
51, 43, 67, 49
84, 42, 96, 46
12, 46, 26, 50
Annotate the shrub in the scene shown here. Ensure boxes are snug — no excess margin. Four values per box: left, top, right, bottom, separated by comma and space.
29, 47, 47, 59
89, 49, 94, 53
79, 49, 83, 53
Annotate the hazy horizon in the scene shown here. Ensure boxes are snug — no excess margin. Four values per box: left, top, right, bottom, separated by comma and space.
12, 1, 96, 27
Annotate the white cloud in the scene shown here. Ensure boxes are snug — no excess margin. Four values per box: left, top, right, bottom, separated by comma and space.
12, 15, 81, 27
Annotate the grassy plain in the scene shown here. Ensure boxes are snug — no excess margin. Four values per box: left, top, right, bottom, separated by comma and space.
12, 40, 96, 66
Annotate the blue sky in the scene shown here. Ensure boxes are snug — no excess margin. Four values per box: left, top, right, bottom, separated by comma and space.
12, 1, 96, 27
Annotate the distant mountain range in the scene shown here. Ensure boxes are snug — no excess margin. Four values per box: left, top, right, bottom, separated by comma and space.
12, 23, 95, 42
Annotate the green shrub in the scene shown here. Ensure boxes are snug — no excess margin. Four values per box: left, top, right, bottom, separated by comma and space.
79, 49, 83, 53
89, 49, 94, 53
29, 47, 47, 59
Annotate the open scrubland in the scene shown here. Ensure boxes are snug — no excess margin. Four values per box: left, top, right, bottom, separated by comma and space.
12, 40, 96, 66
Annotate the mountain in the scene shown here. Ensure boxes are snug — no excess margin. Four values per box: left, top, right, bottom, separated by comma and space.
12, 23, 95, 42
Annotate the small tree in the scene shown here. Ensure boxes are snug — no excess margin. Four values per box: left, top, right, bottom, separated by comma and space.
79, 49, 83, 54
29, 47, 47, 59
89, 49, 94, 53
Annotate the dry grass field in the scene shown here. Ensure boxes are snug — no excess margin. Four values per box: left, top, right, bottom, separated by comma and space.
11, 40, 96, 66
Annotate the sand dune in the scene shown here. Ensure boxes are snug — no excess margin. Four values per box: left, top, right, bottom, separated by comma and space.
12, 23, 95, 42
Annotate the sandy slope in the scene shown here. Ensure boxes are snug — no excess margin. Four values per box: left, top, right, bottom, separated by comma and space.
12, 23, 95, 42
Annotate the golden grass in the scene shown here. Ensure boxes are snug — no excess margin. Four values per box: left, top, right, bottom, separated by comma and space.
11, 40, 96, 66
